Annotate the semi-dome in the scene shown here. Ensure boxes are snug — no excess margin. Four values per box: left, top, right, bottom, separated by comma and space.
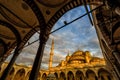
68, 50, 86, 64
90, 57, 103, 62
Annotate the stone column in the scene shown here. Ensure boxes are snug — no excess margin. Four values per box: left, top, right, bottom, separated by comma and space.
0, 47, 21, 80
29, 30, 49, 80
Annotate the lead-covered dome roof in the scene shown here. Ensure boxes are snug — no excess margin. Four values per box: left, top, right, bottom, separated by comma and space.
68, 50, 86, 63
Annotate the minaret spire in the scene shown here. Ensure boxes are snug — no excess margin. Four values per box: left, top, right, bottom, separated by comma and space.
49, 39, 54, 70
66, 50, 70, 61
67, 50, 70, 56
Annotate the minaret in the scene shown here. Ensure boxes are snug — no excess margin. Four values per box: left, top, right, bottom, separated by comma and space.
66, 50, 70, 61
49, 39, 54, 70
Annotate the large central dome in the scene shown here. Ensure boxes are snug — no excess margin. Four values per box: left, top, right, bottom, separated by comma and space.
68, 50, 86, 64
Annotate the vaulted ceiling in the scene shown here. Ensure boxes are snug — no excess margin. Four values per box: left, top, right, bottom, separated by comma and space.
0, 0, 120, 80
0, 0, 103, 59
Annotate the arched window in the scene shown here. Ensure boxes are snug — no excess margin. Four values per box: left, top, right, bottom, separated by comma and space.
75, 70, 84, 80
67, 71, 74, 80
13, 68, 25, 80
86, 69, 97, 80
42, 73, 47, 80
60, 72, 66, 80
98, 68, 113, 80
54, 72, 58, 79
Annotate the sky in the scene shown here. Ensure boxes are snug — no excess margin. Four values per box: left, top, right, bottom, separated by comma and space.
6, 6, 103, 69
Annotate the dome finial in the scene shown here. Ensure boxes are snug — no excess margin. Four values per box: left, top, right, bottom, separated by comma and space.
67, 50, 70, 56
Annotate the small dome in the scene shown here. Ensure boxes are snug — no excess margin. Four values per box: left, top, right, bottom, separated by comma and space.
90, 57, 101, 62
68, 50, 86, 64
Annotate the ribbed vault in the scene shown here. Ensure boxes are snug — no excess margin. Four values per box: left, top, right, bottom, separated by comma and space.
0, 0, 102, 61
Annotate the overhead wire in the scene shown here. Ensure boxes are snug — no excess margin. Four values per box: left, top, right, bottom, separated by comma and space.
83, 0, 93, 26
24, 4, 104, 48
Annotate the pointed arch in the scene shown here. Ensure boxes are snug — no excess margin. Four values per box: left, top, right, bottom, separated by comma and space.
67, 71, 74, 80
60, 72, 66, 80
42, 73, 47, 80
98, 68, 113, 80
86, 69, 98, 80
54, 72, 58, 79
75, 70, 85, 80
13, 68, 25, 80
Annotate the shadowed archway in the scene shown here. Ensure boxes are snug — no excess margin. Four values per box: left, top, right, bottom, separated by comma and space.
60, 72, 66, 80
75, 70, 85, 80
98, 68, 113, 80
86, 69, 97, 80
13, 68, 25, 80
42, 73, 47, 80
54, 72, 58, 80
67, 71, 74, 80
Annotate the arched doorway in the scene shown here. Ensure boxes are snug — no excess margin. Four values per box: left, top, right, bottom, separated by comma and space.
75, 70, 84, 80
60, 72, 66, 80
6, 67, 15, 80
67, 71, 74, 80
98, 68, 113, 80
86, 69, 97, 80
42, 73, 47, 80
13, 68, 25, 80
54, 72, 58, 80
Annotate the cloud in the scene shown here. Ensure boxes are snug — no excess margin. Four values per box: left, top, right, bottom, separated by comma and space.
5, 6, 102, 69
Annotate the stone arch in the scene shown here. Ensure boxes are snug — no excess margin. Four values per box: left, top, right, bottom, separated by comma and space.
25, 71, 31, 80
6, 67, 15, 80
98, 68, 113, 80
75, 70, 85, 80
54, 72, 58, 80
60, 71, 66, 80
67, 71, 75, 80
13, 68, 25, 80
25, 71, 41, 80
47, 0, 103, 30
86, 69, 98, 80
42, 73, 47, 80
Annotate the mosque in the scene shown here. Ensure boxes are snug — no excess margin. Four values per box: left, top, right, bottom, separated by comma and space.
0, 40, 115, 80
0, 0, 120, 80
